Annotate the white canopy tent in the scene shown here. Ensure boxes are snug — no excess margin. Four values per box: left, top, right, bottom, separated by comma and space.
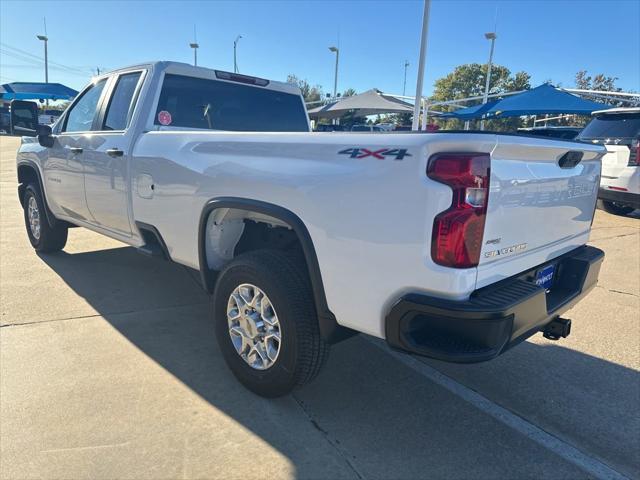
307, 89, 413, 120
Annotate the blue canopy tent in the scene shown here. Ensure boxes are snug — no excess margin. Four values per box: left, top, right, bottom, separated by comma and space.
439, 84, 608, 119
0, 82, 78, 101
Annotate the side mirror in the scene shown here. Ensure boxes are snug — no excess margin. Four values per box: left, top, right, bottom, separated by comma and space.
10, 100, 39, 136
37, 124, 55, 148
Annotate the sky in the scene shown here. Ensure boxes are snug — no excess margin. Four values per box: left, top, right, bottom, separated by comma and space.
1, 0, 638, 99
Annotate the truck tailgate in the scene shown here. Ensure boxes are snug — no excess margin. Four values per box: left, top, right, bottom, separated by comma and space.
476, 136, 605, 288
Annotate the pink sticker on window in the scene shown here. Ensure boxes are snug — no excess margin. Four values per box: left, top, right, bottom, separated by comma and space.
157, 110, 172, 126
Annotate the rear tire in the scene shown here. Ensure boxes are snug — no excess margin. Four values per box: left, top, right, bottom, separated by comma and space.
22, 184, 68, 252
599, 200, 634, 216
212, 250, 329, 397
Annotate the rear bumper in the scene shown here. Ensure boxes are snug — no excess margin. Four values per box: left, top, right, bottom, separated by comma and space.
598, 188, 640, 209
385, 245, 604, 363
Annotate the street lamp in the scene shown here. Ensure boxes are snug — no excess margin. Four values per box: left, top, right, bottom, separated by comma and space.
190, 42, 199, 67
403, 60, 409, 96
234, 35, 242, 73
328, 46, 339, 99
480, 31, 497, 130
36, 34, 48, 83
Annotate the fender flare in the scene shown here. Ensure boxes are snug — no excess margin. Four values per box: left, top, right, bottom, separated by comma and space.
17, 160, 58, 229
198, 197, 350, 342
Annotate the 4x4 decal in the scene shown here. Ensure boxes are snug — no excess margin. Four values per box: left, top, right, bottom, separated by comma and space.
338, 148, 412, 160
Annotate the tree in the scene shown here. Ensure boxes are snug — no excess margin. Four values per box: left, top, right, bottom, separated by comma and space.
574, 70, 627, 107
430, 63, 531, 131
431, 63, 530, 102
575, 70, 622, 93
286, 74, 323, 104
342, 88, 356, 98
377, 112, 411, 127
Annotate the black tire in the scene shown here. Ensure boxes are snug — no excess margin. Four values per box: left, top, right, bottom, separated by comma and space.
212, 250, 329, 397
22, 184, 68, 252
599, 199, 635, 216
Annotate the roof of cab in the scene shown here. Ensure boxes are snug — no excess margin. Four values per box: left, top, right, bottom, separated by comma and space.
100, 61, 299, 95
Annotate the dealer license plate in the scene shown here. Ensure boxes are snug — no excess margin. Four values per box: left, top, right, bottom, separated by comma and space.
535, 264, 556, 290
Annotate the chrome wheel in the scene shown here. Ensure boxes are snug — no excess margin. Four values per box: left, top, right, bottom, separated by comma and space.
227, 283, 281, 370
27, 196, 41, 240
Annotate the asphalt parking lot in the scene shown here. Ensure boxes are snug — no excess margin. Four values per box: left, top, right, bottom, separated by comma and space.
1, 135, 638, 480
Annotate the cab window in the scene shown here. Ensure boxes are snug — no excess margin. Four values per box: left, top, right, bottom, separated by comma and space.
102, 72, 143, 131
154, 74, 308, 132
64, 79, 107, 133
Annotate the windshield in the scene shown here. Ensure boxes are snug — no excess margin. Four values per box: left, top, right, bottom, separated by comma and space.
155, 74, 309, 132
578, 113, 640, 141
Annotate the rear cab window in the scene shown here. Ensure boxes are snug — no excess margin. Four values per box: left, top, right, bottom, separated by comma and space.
154, 73, 308, 132
102, 71, 143, 131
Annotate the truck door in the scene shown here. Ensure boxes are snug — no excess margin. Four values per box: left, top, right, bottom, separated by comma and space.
45, 79, 109, 222
82, 70, 145, 236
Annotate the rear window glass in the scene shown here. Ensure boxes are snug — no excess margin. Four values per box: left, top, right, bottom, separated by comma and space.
154, 74, 308, 132
578, 113, 640, 140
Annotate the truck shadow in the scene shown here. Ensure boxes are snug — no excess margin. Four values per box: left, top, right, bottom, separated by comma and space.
38, 246, 639, 479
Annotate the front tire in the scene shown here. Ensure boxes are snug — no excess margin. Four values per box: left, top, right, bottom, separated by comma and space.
599, 199, 635, 216
213, 250, 329, 397
22, 184, 68, 252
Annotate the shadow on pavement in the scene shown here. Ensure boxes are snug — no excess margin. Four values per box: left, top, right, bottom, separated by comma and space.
38, 246, 639, 479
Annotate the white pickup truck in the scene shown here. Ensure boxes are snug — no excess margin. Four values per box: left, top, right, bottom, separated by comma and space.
16, 62, 605, 397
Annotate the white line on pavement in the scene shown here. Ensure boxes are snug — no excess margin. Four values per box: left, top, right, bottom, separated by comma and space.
367, 338, 629, 480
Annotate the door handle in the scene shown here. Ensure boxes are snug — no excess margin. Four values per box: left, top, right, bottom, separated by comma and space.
106, 148, 124, 157
69, 147, 83, 154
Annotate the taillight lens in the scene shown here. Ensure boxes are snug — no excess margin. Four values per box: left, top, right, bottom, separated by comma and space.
427, 153, 491, 268
628, 139, 639, 166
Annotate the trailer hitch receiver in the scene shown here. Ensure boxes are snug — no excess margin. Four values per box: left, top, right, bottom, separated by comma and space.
543, 317, 572, 341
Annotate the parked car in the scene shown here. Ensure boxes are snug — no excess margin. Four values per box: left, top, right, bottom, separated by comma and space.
577, 107, 640, 215
314, 123, 344, 132
518, 126, 583, 140
38, 109, 62, 126
16, 61, 605, 397
351, 124, 384, 132
376, 123, 395, 131
394, 123, 440, 132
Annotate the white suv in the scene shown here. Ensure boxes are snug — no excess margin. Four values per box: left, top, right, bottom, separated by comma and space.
578, 107, 640, 216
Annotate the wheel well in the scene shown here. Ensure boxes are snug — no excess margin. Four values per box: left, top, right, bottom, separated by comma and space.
17, 164, 39, 207
17, 162, 70, 229
203, 207, 303, 272
198, 198, 353, 343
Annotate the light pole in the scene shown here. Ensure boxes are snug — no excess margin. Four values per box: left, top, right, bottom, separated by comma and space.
234, 35, 242, 73
412, 0, 431, 131
402, 60, 409, 96
36, 34, 48, 83
328, 46, 339, 99
480, 32, 497, 130
190, 42, 199, 66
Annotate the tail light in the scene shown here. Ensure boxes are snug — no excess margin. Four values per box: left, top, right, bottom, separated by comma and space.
628, 139, 639, 166
427, 153, 491, 268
